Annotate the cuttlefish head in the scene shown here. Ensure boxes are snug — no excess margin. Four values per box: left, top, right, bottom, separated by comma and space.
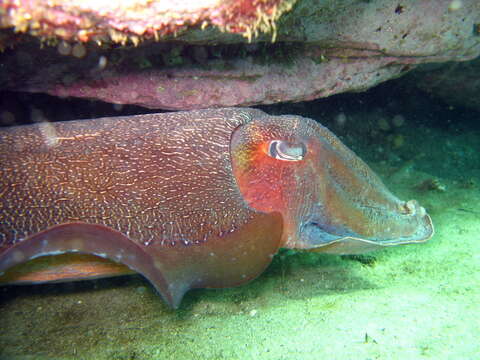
231, 111, 433, 255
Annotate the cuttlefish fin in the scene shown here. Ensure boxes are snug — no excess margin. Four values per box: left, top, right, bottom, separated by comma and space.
0, 223, 178, 306
0, 253, 134, 285
0, 209, 284, 308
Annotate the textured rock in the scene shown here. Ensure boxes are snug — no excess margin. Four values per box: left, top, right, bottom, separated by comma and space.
0, 0, 295, 43
1, 0, 479, 110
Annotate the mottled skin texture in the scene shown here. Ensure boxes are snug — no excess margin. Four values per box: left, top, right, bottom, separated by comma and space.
0, 108, 433, 308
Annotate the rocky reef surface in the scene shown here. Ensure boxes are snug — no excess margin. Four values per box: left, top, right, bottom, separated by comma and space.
1, 0, 479, 110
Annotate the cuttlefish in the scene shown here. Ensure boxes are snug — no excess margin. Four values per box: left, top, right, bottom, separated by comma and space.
0, 108, 433, 308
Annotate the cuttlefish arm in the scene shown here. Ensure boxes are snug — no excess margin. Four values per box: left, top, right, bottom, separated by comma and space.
0, 108, 433, 308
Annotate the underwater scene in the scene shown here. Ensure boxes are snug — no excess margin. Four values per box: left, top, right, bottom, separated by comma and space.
0, 0, 479, 359
1, 78, 479, 360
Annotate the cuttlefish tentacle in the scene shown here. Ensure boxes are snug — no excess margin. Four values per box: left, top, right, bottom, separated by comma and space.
0, 108, 432, 308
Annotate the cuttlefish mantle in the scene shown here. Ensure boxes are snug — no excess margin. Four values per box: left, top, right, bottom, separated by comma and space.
0, 108, 433, 308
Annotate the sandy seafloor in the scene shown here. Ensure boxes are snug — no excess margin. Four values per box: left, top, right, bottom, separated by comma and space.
0, 81, 479, 360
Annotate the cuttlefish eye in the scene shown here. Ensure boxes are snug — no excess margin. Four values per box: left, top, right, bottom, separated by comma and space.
267, 140, 307, 161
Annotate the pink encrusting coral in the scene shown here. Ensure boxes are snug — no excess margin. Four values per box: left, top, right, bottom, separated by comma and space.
0, 0, 295, 43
